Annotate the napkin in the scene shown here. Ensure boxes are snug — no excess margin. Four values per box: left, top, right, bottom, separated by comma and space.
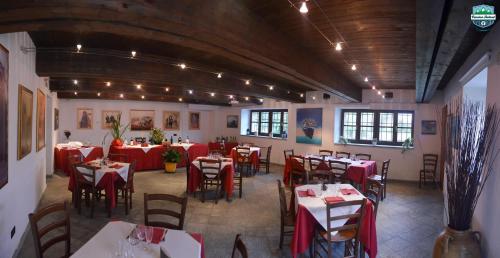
109, 164, 123, 169
340, 188, 359, 195
152, 227, 167, 244
297, 190, 308, 197
324, 196, 345, 204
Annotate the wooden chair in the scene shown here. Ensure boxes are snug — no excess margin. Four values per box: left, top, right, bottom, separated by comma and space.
364, 180, 382, 219
308, 157, 333, 183
277, 180, 295, 249
67, 154, 83, 207
116, 160, 137, 215
29, 202, 71, 258
319, 149, 333, 157
355, 153, 372, 161
258, 145, 272, 174
283, 149, 294, 161
241, 142, 254, 147
234, 158, 244, 199
236, 147, 253, 177
107, 153, 128, 162
313, 199, 366, 258
231, 234, 249, 258
336, 151, 351, 159
290, 155, 308, 186
199, 159, 224, 203
328, 160, 348, 183
73, 164, 101, 218
419, 154, 438, 188
369, 159, 390, 200
208, 143, 225, 156
144, 193, 188, 230
185, 151, 191, 194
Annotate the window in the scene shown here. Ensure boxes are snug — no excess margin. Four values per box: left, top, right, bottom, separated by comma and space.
249, 109, 288, 138
340, 109, 414, 146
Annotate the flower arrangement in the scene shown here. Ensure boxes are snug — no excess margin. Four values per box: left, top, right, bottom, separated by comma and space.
150, 128, 165, 145
162, 148, 181, 163
110, 114, 129, 146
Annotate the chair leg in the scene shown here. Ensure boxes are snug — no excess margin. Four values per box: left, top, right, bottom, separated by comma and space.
90, 191, 95, 218
279, 223, 284, 249
124, 190, 129, 215
266, 162, 270, 174
239, 177, 242, 198
215, 182, 220, 204
129, 191, 133, 210
201, 180, 205, 203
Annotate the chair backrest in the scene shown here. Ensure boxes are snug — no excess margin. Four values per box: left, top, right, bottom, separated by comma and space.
108, 153, 128, 162
126, 160, 137, 188
199, 159, 223, 178
325, 199, 366, 256
336, 151, 351, 159
290, 155, 306, 172
283, 149, 294, 161
236, 146, 251, 156
236, 147, 251, 164
308, 156, 329, 171
259, 146, 272, 161
365, 180, 382, 218
143, 193, 188, 230
423, 154, 438, 172
73, 164, 97, 186
231, 234, 249, 258
319, 149, 333, 157
68, 154, 83, 177
277, 180, 287, 224
29, 202, 71, 258
328, 160, 348, 174
241, 142, 254, 147
355, 153, 372, 161
381, 159, 390, 183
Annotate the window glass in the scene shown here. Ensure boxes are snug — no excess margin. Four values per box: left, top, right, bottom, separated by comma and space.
360, 112, 374, 140
379, 113, 394, 141
343, 112, 357, 140
397, 113, 413, 142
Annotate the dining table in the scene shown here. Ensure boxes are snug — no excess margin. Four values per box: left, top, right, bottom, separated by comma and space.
109, 144, 165, 171
230, 146, 261, 171
70, 221, 205, 258
54, 144, 104, 175
187, 156, 235, 201
283, 154, 377, 191
291, 184, 377, 258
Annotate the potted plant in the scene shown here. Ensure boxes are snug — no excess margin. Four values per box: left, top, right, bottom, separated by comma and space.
150, 128, 165, 145
433, 101, 499, 258
162, 148, 181, 173
401, 138, 413, 153
110, 114, 129, 146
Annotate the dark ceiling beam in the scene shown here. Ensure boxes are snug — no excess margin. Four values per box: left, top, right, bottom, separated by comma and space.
36, 50, 304, 103
0, 0, 362, 102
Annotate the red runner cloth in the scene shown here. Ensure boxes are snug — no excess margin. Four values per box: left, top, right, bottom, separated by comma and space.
291, 200, 377, 258
187, 163, 234, 199
283, 157, 306, 185
54, 146, 104, 175
109, 145, 166, 171
68, 171, 124, 209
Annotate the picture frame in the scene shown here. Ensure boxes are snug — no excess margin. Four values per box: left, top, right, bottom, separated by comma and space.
18, 84, 33, 160
421, 120, 437, 135
0, 44, 7, 188
189, 112, 200, 130
163, 111, 180, 130
296, 108, 323, 145
130, 109, 154, 131
102, 110, 121, 129
77, 108, 93, 129
36, 89, 46, 152
54, 108, 59, 130
226, 115, 238, 128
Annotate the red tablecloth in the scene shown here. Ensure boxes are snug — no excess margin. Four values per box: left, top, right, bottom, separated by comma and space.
187, 162, 234, 199
68, 170, 124, 209
291, 200, 377, 258
208, 142, 239, 155
230, 148, 260, 170
283, 157, 306, 185
109, 145, 165, 171
54, 146, 104, 176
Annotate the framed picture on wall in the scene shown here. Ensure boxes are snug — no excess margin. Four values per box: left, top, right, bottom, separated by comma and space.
189, 112, 200, 130
36, 89, 46, 152
77, 108, 93, 129
421, 120, 437, 135
54, 108, 59, 130
163, 111, 180, 130
296, 108, 323, 145
0, 43, 8, 188
18, 85, 33, 160
130, 109, 154, 131
227, 115, 238, 128
102, 110, 121, 129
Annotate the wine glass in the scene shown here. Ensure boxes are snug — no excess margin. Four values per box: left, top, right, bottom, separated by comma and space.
145, 226, 153, 249
136, 226, 146, 250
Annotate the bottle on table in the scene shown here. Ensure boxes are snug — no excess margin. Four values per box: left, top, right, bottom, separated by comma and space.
178, 136, 182, 143
170, 135, 173, 144
186, 136, 190, 144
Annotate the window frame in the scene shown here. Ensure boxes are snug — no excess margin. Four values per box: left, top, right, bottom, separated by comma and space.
249, 109, 288, 138
340, 109, 414, 146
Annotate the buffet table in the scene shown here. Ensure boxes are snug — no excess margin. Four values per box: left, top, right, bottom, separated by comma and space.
54, 144, 104, 175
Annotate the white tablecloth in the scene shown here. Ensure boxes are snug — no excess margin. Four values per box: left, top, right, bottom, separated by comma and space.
191, 157, 233, 172
122, 144, 161, 153
71, 221, 201, 258
77, 160, 130, 186
300, 155, 366, 171
295, 184, 364, 233
171, 143, 194, 151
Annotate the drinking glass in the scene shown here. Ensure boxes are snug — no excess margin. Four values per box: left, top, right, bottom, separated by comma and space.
136, 226, 146, 250
145, 226, 153, 249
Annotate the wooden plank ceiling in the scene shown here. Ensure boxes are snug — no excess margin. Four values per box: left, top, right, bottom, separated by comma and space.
0, 0, 418, 105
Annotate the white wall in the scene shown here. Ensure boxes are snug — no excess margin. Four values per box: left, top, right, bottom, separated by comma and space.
57, 99, 216, 155
212, 89, 443, 181
0, 32, 49, 258
442, 23, 500, 257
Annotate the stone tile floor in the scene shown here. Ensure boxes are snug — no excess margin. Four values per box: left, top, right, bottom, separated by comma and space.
16, 164, 443, 258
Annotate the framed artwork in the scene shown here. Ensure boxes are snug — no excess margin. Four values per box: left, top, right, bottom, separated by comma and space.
18, 85, 33, 160
102, 110, 121, 129
189, 112, 200, 130
296, 108, 323, 145
130, 110, 154, 131
227, 115, 238, 128
36, 89, 46, 152
0, 44, 7, 189
163, 111, 180, 130
77, 108, 93, 129
54, 108, 59, 130
421, 120, 437, 135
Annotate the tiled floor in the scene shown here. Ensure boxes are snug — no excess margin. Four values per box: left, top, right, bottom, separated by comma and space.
16, 164, 443, 258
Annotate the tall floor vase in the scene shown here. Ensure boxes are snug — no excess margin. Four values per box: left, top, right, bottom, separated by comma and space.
433, 227, 481, 258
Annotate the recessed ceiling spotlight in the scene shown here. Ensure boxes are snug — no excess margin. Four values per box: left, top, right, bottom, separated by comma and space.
351, 64, 357, 71
269, 85, 274, 90
300, 93, 304, 98
372, 85, 376, 90
364, 77, 369, 82
141, 95, 145, 99
97, 92, 101, 97
179, 63, 187, 69
136, 84, 142, 89
188, 90, 193, 94
120, 93, 124, 98
106, 81, 111, 87
131, 51, 136, 58
74, 91, 78, 95
217, 73, 222, 78
382, 95, 386, 99
312, 96, 316, 100
210, 92, 215, 97
335, 42, 342, 51
259, 98, 264, 102
299, 1, 308, 14
287, 91, 290, 94
245, 96, 249, 101
245, 80, 250, 85
76, 44, 82, 52
229, 95, 234, 99
178, 97, 183, 102
165, 87, 170, 92
73, 79, 78, 85
377, 91, 382, 95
